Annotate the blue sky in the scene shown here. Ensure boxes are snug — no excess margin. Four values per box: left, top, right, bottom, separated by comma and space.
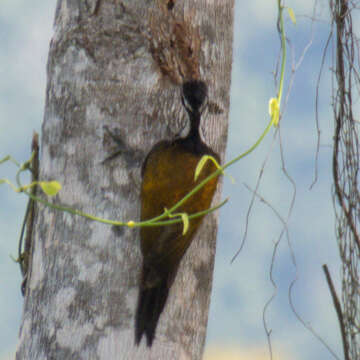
0, 1, 345, 359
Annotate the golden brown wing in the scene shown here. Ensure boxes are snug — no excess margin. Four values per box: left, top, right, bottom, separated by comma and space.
140, 142, 219, 269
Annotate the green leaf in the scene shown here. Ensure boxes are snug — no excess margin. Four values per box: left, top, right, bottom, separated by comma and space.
163, 208, 189, 235
39, 181, 62, 196
180, 213, 189, 235
195, 155, 210, 181
194, 155, 223, 181
194, 154, 236, 184
268, 97, 280, 127
287, 7, 296, 25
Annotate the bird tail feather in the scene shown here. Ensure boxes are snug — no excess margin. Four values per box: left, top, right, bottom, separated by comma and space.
135, 277, 169, 347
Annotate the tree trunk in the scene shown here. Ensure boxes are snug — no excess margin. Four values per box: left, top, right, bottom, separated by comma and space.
16, 1, 234, 359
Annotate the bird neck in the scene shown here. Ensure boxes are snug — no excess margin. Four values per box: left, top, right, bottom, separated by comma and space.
187, 110, 201, 142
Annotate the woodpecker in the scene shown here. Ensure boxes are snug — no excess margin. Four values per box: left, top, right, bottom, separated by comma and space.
135, 80, 220, 346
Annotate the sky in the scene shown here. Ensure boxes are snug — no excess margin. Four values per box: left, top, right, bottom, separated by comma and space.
0, 0, 348, 359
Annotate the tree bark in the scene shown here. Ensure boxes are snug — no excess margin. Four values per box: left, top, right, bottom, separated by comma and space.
16, 1, 234, 359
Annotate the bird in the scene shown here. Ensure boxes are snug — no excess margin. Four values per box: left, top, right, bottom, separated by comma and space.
135, 80, 220, 347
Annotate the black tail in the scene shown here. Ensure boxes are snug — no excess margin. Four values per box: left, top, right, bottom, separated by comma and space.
135, 277, 169, 347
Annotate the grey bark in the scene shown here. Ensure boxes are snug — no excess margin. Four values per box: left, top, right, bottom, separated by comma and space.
16, 1, 234, 359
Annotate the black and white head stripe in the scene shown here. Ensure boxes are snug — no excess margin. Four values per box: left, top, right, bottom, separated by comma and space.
182, 80, 208, 114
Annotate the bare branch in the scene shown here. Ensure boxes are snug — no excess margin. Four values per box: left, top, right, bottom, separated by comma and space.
323, 264, 350, 360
